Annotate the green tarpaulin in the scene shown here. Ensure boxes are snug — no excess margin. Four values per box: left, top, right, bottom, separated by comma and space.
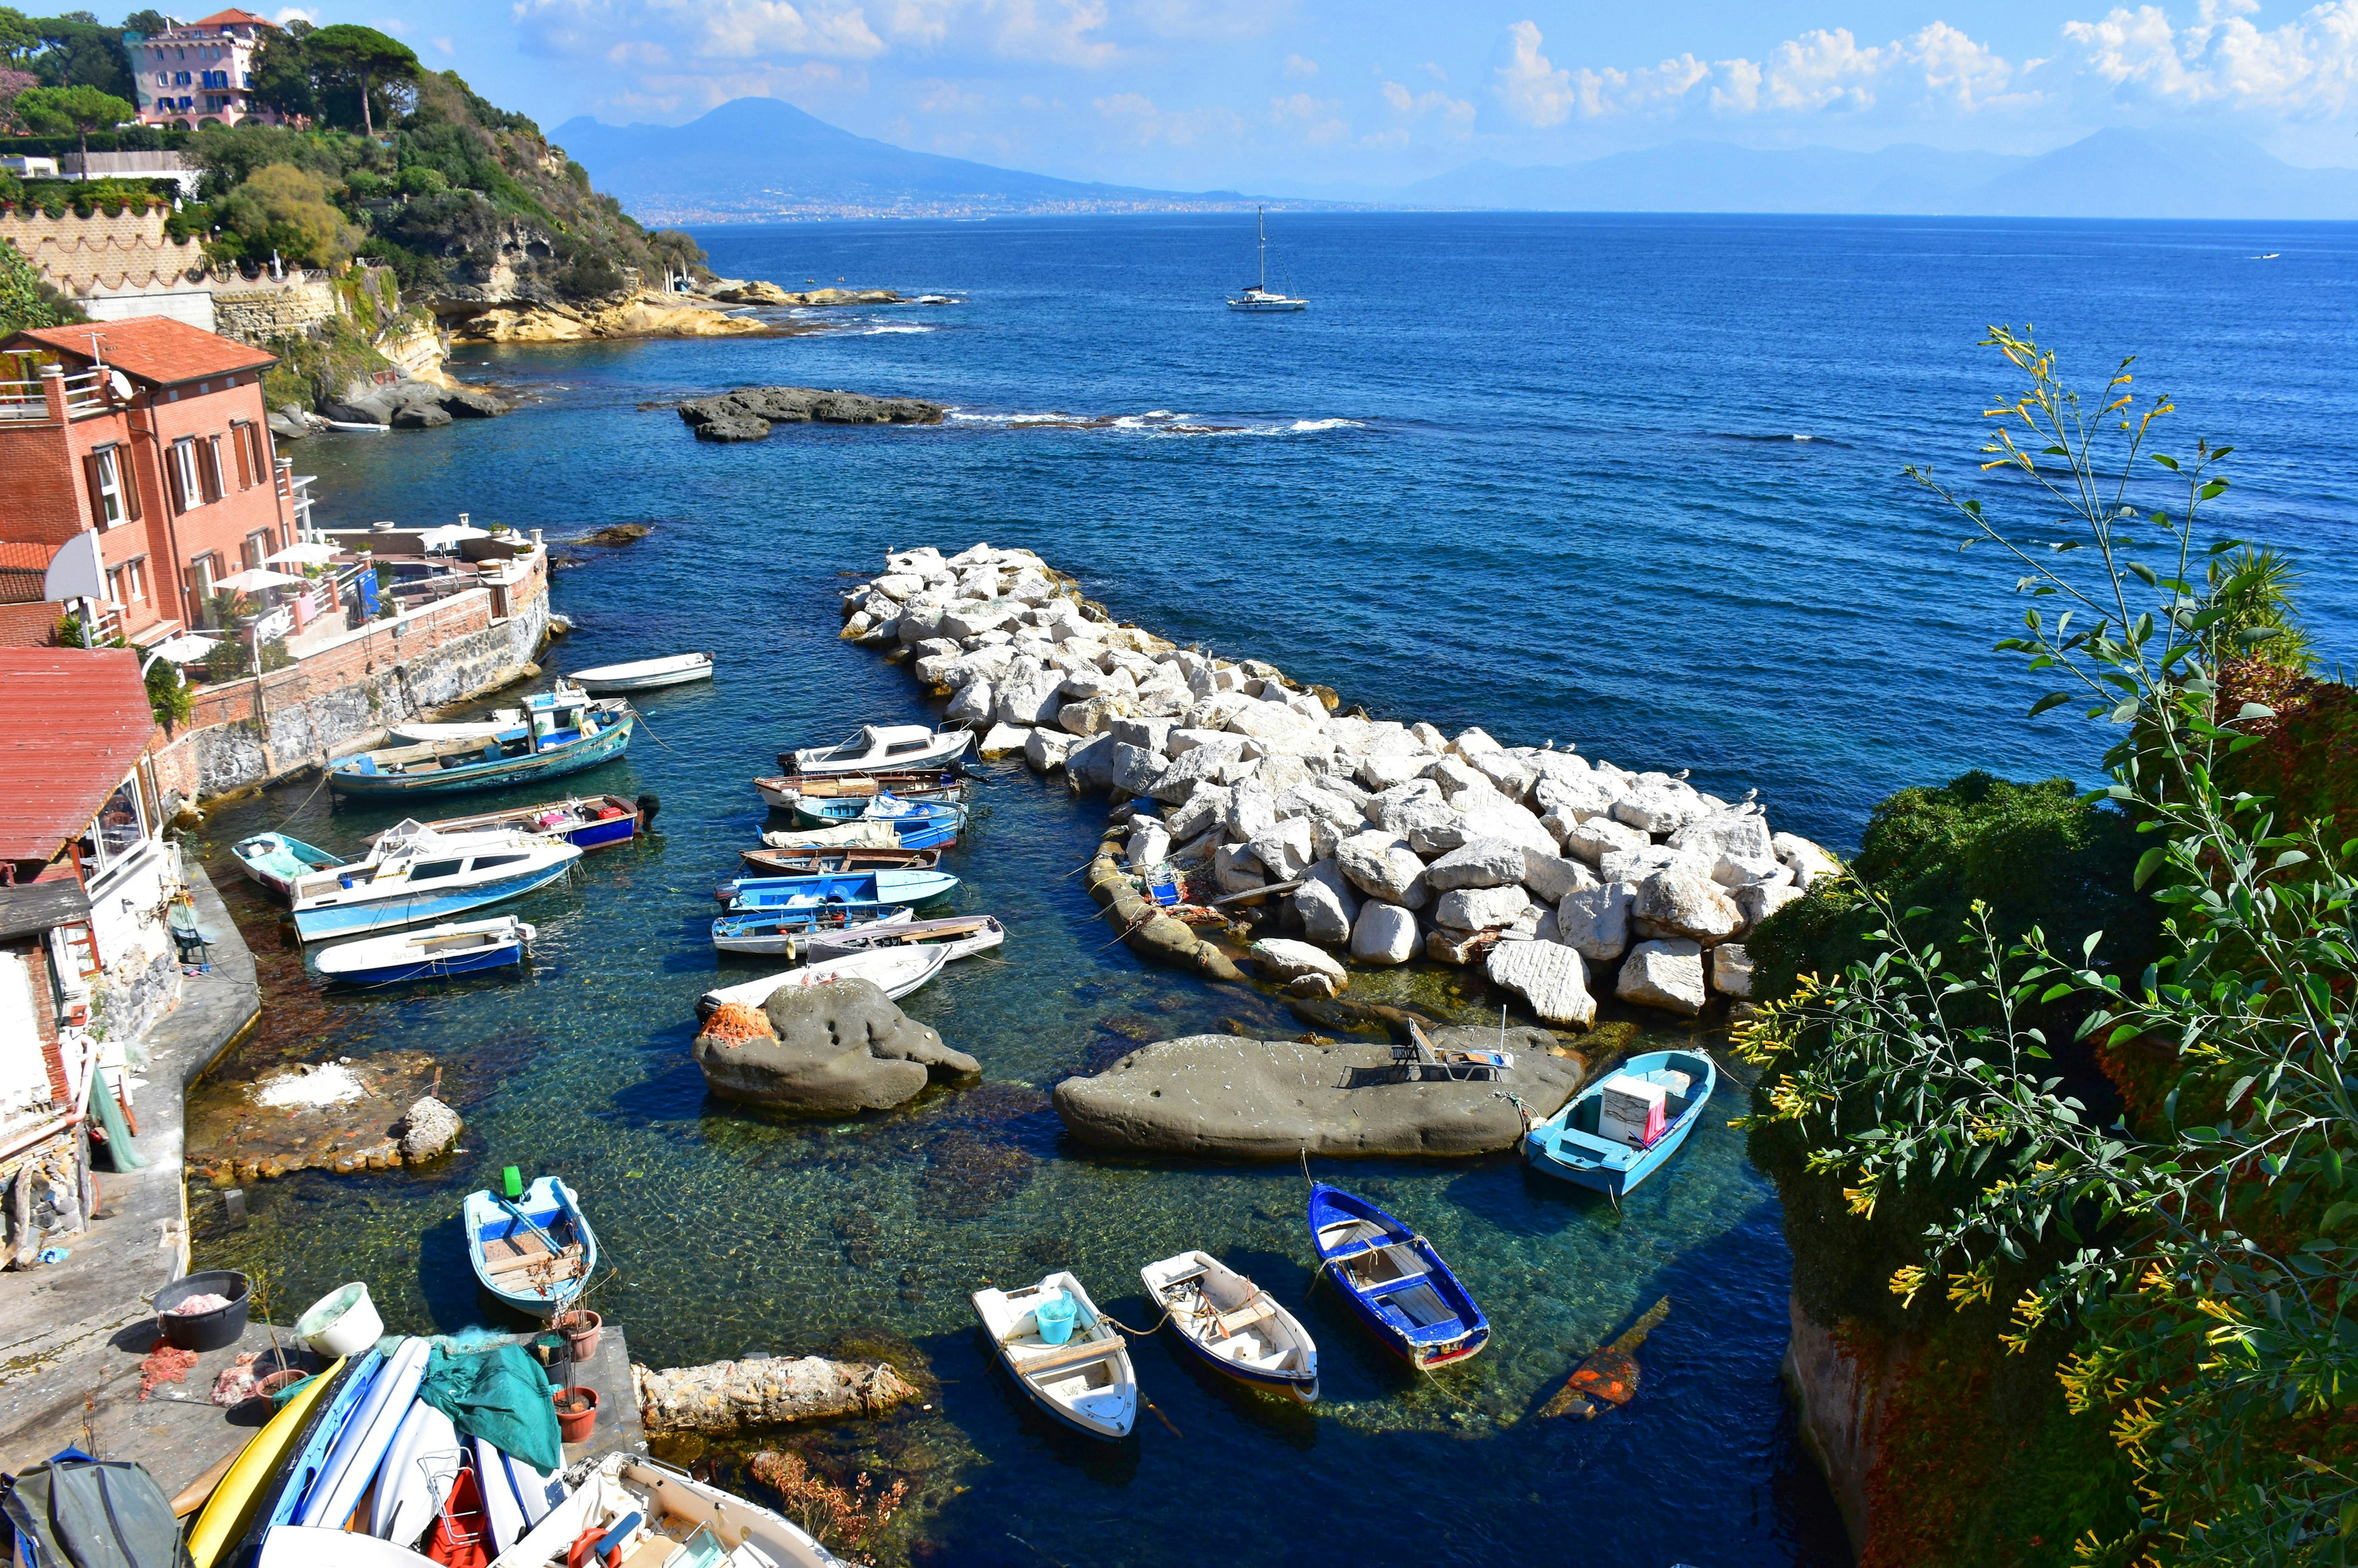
414, 1341, 562, 1472
3, 1456, 189, 1568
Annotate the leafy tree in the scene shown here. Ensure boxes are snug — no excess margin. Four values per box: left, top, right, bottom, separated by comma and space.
0, 9, 36, 66
24, 12, 134, 98
120, 8, 164, 34
215, 161, 360, 268
14, 81, 133, 167
302, 23, 416, 138
0, 65, 36, 130
245, 17, 315, 120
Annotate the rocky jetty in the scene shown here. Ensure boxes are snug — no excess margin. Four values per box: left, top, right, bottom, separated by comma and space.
706, 280, 901, 308
678, 386, 946, 442
836, 543, 1839, 1017
453, 290, 771, 344
690, 979, 977, 1112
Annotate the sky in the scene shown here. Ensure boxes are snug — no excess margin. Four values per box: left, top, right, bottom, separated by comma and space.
274, 0, 2358, 189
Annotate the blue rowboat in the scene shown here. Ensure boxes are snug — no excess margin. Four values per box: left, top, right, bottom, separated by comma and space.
251, 1349, 383, 1545
230, 831, 343, 901
790, 791, 966, 834
1522, 1049, 1716, 1197
313, 918, 535, 985
329, 690, 634, 799
464, 1174, 596, 1319
1307, 1183, 1489, 1370
384, 794, 645, 854
289, 833, 580, 942
723, 868, 960, 912
711, 904, 912, 957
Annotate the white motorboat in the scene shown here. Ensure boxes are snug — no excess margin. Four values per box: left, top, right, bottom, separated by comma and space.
695, 944, 947, 1018
973, 1271, 1137, 1439
388, 707, 523, 744
1141, 1250, 1319, 1403
758, 820, 901, 850
566, 651, 714, 695
788, 723, 971, 776
484, 1451, 846, 1567
1226, 206, 1307, 312
290, 826, 580, 942
803, 914, 1003, 964
312, 917, 536, 984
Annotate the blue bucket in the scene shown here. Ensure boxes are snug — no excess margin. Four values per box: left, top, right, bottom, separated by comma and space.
1033, 1292, 1077, 1346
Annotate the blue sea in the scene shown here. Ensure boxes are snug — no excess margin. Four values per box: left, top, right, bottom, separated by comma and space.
193, 214, 2357, 1567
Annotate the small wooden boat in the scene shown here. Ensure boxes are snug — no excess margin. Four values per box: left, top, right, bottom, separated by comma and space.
790, 791, 965, 839
737, 844, 941, 878
230, 831, 343, 901
330, 689, 633, 799
711, 902, 916, 957
567, 651, 714, 695
803, 914, 1003, 964
1522, 1048, 1716, 1196
462, 1174, 597, 1318
722, 867, 960, 912
376, 795, 644, 854
289, 830, 580, 943
789, 723, 971, 776
313, 917, 534, 985
755, 772, 965, 815
1307, 1182, 1488, 1370
695, 945, 949, 1019
488, 1453, 841, 1568
1140, 1251, 1318, 1403
972, 1271, 1136, 1439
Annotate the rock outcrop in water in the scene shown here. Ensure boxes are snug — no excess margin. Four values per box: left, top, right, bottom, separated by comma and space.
634, 1354, 917, 1432
678, 386, 946, 442
835, 541, 1840, 1017
690, 979, 976, 1111
1053, 1028, 1581, 1157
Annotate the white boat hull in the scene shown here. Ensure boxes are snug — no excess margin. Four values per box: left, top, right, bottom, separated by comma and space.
569, 653, 714, 694
696, 944, 948, 1016
973, 1271, 1137, 1440
486, 1453, 845, 1568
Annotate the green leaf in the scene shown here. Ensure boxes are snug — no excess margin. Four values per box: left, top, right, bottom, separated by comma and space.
2238, 702, 2276, 720
2134, 845, 2168, 888
2028, 691, 2073, 718
2128, 561, 2160, 587
2324, 1200, 2358, 1233
2153, 454, 2182, 472
2198, 479, 2229, 500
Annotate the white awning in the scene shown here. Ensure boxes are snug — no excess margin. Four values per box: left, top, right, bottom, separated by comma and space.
265, 541, 340, 566
214, 568, 306, 592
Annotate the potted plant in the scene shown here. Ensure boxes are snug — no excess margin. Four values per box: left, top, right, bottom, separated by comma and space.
552, 1385, 599, 1443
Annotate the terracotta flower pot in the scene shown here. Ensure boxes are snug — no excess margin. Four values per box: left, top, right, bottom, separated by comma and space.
554, 1307, 602, 1360
257, 1368, 309, 1406
553, 1386, 599, 1443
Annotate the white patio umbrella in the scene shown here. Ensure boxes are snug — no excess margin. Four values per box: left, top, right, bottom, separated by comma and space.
146, 632, 220, 662
265, 541, 340, 567
214, 568, 306, 593
416, 524, 491, 553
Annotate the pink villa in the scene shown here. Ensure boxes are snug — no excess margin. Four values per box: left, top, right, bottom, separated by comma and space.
127, 9, 289, 130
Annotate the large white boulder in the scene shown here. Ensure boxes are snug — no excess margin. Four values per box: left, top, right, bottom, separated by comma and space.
1164, 783, 1231, 842
1774, 832, 1842, 889
1520, 849, 1595, 906
1248, 817, 1315, 881
1618, 939, 1708, 1015
1356, 753, 1431, 791
1487, 939, 1595, 1028
1110, 743, 1170, 799
994, 672, 1066, 727
1423, 837, 1526, 891
1227, 699, 1322, 744
1226, 778, 1278, 841
1024, 728, 1075, 772
942, 602, 1017, 640
1126, 820, 1172, 868
1557, 881, 1635, 961
1613, 782, 1708, 837
1468, 749, 1538, 801
978, 721, 1030, 758
1434, 884, 1530, 932
944, 680, 994, 726
1251, 937, 1347, 988
1457, 796, 1556, 857
1335, 831, 1428, 909
1739, 879, 1807, 926
1213, 843, 1267, 894
1293, 859, 1360, 945
1711, 942, 1754, 998
1669, 810, 1780, 887
1350, 901, 1420, 964
1562, 815, 1650, 866
1635, 864, 1744, 945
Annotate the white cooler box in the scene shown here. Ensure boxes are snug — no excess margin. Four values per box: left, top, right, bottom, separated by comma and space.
1598, 1073, 1669, 1149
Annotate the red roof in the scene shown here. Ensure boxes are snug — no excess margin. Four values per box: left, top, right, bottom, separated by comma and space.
7, 317, 275, 388
0, 649, 158, 864
192, 8, 277, 26
0, 543, 57, 572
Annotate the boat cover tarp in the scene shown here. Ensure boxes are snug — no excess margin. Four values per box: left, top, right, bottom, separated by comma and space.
416, 1341, 561, 1472
246, 842, 316, 881
2, 1454, 191, 1568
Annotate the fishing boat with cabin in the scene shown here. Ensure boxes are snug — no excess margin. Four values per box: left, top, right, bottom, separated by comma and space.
1521, 1048, 1716, 1196
328, 688, 634, 799
1307, 1182, 1488, 1370
787, 723, 971, 776
971, 1271, 1137, 1440
288, 826, 580, 942
1140, 1251, 1318, 1403
464, 1171, 597, 1318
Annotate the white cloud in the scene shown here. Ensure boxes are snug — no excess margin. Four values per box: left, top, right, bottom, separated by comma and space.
1378, 77, 1473, 133
1269, 90, 1348, 144
1130, 0, 1279, 39
431, 34, 456, 53
2062, 0, 2358, 114
272, 6, 318, 23
1281, 52, 1318, 77
1093, 90, 1243, 143
1492, 17, 2041, 125
513, 0, 1119, 77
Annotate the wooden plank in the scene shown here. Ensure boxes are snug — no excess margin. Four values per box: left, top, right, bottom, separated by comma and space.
1010, 1332, 1126, 1375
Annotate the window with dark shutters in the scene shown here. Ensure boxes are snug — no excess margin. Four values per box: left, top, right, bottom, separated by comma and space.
84, 451, 120, 526
119, 446, 141, 520
231, 422, 252, 487
243, 422, 268, 484
200, 436, 224, 502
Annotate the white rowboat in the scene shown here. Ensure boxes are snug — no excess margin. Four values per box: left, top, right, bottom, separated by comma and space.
484, 1452, 846, 1568
972, 1271, 1137, 1439
1141, 1250, 1319, 1403
803, 914, 1003, 964
695, 944, 948, 1017
567, 651, 713, 694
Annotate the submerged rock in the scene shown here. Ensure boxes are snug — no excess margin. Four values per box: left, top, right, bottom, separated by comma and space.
677, 385, 944, 441
690, 978, 976, 1112
1053, 1033, 1584, 1157
395, 1095, 461, 1162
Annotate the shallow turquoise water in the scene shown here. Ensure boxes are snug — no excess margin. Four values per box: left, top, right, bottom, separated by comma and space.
187, 211, 2358, 1566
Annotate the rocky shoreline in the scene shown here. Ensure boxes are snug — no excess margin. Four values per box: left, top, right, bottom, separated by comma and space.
838, 543, 1839, 1020
679, 385, 946, 442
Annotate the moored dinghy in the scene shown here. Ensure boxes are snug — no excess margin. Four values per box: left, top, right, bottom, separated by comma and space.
737, 844, 941, 877
376, 794, 645, 853
1307, 1182, 1488, 1370
972, 1271, 1137, 1439
231, 831, 343, 901
695, 945, 948, 1019
483, 1452, 842, 1567
722, 867, 960, 911
1522, 1048, 1716, 1196
802, 914, 1003, 963
1140, 1250, 1318, 1403
464, 1173, 597, 1318
709, 904, 917, 958
567, 651, 714, 694
312, 917, 534, 985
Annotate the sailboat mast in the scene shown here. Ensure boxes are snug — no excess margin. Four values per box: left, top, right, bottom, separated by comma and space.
1258, 206, 1267, 291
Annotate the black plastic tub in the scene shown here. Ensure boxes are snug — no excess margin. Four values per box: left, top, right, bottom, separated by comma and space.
154, 1269, 251, 1351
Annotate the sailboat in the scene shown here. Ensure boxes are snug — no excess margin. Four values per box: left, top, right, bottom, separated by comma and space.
1227, 206, 1307, 312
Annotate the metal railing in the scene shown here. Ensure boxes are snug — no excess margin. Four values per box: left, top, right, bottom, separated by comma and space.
0, 378, 50, 422
61, 370, 107, 418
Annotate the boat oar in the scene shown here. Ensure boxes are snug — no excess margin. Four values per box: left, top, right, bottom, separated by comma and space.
495, 1190, 564, 1260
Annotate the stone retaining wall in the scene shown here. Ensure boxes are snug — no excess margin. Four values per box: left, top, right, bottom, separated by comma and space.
210, 278, 340, 346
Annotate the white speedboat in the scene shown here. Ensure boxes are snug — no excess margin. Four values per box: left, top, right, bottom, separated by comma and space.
567, 651, 713, 694
788, 723, 971, 776
694, 944, 947, 1018
973, 1271, 1137, 1439
313, 917, 535, 984
290, 827, 580, 942
1226, 206, 1307, 312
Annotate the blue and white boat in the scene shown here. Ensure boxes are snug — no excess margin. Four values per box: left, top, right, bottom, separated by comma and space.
1141, 1250, 1318, 1403
230, 831, 343, 901
328, 688, 634, 799
1307, 1183, 1488, 1370
790, 790, 967, 837
382, 794, 645, 855
711, 902, 916, 958
289, 826, 580, 942
312, 917, 535, 985
1522, 1049, 1716, 1197
464, 1174, 596, 1319
722, 867, 960, 912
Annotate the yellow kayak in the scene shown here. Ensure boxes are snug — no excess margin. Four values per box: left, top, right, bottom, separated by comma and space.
185, 1356, 347, 1568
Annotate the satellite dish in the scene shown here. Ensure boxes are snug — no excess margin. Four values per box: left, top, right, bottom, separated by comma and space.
108, 370, 133, 400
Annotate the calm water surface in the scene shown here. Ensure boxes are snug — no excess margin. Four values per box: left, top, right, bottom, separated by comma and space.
192, 214, 2358, 1567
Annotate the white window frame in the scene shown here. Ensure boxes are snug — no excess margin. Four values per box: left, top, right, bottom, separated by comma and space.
91, 445, 127, 526
170, 437, 203, 509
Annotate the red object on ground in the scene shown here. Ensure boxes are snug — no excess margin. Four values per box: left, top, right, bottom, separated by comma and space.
426, 1465, 492, 1568
565, 1527, 607, 1568
137, 1342, 199, 1399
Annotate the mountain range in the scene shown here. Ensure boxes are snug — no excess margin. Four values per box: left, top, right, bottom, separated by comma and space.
554, 99, 2358, 223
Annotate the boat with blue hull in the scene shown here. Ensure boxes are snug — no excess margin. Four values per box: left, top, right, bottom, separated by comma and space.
329, 688, 634, 799
313, 918, 535, 985
378, 794, 645, 854
1307, 1183, 1489, 1370
289, 828, 580, 942
711, 901, 912, 957
1522, 1049, 1716, 1197
464, 1173, 596, 1318
790, 791, 967, 838
722, 867, 960, 911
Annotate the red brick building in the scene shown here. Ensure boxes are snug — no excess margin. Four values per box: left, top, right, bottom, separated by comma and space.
0, 317, 296, 648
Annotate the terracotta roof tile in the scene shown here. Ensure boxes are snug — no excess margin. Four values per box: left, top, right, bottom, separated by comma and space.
7, 317, 276, 387
0, 543, 58, 572
0, 648, 159, 864
192, 8, 277, 25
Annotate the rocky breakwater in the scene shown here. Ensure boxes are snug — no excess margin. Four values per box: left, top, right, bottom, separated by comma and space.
691, 979, 978, 1113
453, 289, 772, 344
835, 543, 1841, 1020
320, 378, 510, 431
704, 281, 901, 308
677, 386, 946, 443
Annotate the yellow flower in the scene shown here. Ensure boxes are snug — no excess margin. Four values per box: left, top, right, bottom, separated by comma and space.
1948, 1263, 1994, 1308
1889, 1265, 1929, 1308
1843, 1176, 1880, 1217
